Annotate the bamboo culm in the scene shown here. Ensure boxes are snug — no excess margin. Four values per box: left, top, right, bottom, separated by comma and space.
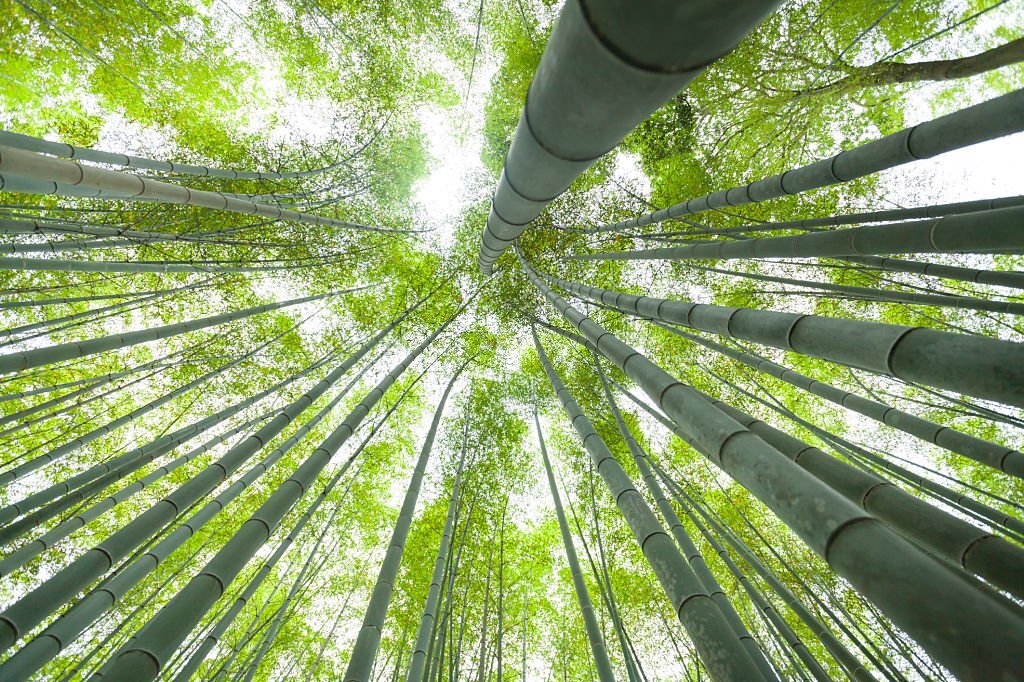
0, 128, 367, 181
519, 251, 1024, 681
99, 310, 459, 682
535, 407, 616, 682
0, 146, 414, 235
593, 89, 1024, 233
538, 269, 1024, 409
344, 356, 472, 682
477, 0, 777, 273
594, 361, 783, 682
533, 327, 767, 682
0, 311, 322, 492
668, 325, 1024, 477
406, 416, 470, 682
576, 205, 1024, 263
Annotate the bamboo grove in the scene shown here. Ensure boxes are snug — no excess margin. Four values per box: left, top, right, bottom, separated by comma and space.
0, 0, 1022, 679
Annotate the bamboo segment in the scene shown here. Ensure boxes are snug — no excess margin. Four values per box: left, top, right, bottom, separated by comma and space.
99, 314, 457, 682
576, 205, 1024, 262
344, 357, 471, 682
534, 409, 616, 682
0, 129, 362, 180
537, 270, 1024, 408
520, 252, 1024, 681
0, 146, 412, 234
633, 194, 1024, 239
665, 325, 1024, 478
594, 89, 1024, 233
477, 0, 778, 274
533, 327, 767, 682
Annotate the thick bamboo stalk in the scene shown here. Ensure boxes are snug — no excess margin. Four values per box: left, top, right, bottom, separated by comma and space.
639, 195, 1024, 240
533, 327, 766, 681
535, 408, 616, 682
538, 270, 1024, 408
649, 460, 873, 682
0, 351, 340, 672
577, 204, 1024, 262
0, 146, 413, 234
173, 398, 397, 682
687, 264, 1024, 316
593, 89, 1024, 233
692, 369, 1024, 603
668, 325, 1024, 478
0, 129, 365, 180
99, 313, 457, 682
477, 0, 778, 273
520, 252, 1024, 680
594, 362, 783, 682
666, 484, 836, 682
841, 254, 1024, 291
0, 301, 424, 676
570, 484, 640, 682
406, 418, 469, 682
0, 254, 333, 274
0, 289, 339, 375
344, 357, 472, 682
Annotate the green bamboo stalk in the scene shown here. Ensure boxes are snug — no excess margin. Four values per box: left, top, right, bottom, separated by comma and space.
840, 254, 1024, 291
406, 414, 470, 682
0, 146, 414, 235
688, 263, 1024, 316
593, 89, 1024, 233
669, 326, 1024, 477
0, 280, 218, 341
0, 289, 342, 375
594, 361, 782, 682
520, 252, 1024, 680
0, 128, 365, 180
538, 269, 1024, 408
477, 0, 777, 273
0, 255, 332, 274
535, 408, 616, 682
575, 205, 1024, 262
655, 468, 873, 682
235, 461, 364, 682
99, 311, 459, 682
568, 481, 639, 682
0, 217, 279, 251
533, 328, 766, 681
345, 357, 473, 681
710, 376, 1024, 595
636, 195, 1024, 240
